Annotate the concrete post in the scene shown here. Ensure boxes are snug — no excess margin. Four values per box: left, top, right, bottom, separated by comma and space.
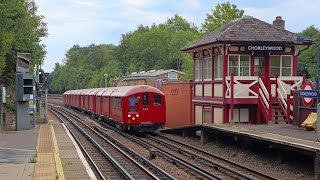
317, 103, 320, 141
0, 85, 2, 131
315, 150, 320, 179
200, 129, 209, 145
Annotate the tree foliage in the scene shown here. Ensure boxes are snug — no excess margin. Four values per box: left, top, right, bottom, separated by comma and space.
49, 44, 118, 93
0, 0, 48, 86
298, 25, 320, 78
201, 2, 244, 34
50, 15, 200, 93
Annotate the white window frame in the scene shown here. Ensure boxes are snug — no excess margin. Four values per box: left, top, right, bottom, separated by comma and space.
195, 59, 202, 81
214, 55, 223, 80
228, 54, 250, 76
203, 57, 212, 81
168, 71, 177, 79
270, 55, 292, 77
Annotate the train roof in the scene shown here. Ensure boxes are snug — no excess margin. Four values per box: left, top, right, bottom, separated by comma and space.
64, 85, 163, 97
102, 85, 164, 97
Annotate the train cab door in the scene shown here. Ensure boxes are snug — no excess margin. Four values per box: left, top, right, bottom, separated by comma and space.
139, 93, 150, 123
151, 93, 164, 123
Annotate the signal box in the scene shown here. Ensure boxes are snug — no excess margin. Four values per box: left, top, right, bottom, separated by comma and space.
16, 74, 34, 101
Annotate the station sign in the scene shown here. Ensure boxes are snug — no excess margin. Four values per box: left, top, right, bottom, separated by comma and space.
300, 81, 316, 107
38, 83, 47, 91
246, 45, 284, 52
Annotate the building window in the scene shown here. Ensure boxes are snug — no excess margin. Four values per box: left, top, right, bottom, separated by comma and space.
254, 56, 265, 76
195, 59, 202, 81
228, 55, 250, 76
204, 58, 212, 80
270, 55, 292, 77
214, 55, 223, 79
168, 72, 177, 79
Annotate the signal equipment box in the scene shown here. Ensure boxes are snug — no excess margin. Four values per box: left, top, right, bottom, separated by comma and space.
16, 73, 34, 102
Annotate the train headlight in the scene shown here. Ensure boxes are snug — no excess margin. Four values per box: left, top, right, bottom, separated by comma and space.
136, 114, 139, 117
132, 117, 135, 120
128, 114, 131, 117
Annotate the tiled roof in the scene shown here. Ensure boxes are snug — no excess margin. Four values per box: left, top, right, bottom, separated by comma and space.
182, 16, 310, 51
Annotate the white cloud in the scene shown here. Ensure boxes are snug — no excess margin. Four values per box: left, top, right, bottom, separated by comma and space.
34, 0, 320, 72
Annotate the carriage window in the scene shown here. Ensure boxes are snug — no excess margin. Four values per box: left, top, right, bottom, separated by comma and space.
112, 97, 121, 108
153, 94, 162, 105
142, 93, 149, 105
129, 95, 138, 106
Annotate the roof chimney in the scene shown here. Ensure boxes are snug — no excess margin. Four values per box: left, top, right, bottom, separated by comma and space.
273, 16, 285, 30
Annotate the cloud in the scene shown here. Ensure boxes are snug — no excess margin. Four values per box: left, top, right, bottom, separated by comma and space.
34, 0, 320, 72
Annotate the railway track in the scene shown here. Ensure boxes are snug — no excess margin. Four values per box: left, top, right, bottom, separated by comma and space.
55, 105, 277, 180
143, 134, 277, 180
49, 105, 174, 180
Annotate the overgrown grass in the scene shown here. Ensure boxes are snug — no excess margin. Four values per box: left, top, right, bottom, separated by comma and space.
28, 153, 37, 163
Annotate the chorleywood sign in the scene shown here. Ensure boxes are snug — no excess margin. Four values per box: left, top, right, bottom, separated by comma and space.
246, 45, 284, 52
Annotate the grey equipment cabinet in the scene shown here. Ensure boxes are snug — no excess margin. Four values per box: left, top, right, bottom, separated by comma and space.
16, 73, 33, 102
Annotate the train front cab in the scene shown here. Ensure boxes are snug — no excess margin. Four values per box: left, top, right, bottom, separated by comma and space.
123, 91, 166, 132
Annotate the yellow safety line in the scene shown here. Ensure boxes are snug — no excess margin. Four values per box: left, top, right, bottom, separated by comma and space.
51, 123, 66, 180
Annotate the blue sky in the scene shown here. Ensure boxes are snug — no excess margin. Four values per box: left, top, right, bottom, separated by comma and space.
34, 0, 320, 72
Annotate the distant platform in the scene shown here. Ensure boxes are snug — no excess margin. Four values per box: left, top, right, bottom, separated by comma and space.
161, 123, 320, 154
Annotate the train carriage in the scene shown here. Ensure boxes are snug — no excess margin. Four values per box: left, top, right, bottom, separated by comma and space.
64, 85, 166, 132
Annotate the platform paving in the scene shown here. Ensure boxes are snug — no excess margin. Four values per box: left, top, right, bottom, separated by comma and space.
0, 126, 39, 179
204, 123, 320, 151
53, 123, 94, 180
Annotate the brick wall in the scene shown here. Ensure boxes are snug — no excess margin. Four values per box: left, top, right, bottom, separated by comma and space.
162, 81, 193, 128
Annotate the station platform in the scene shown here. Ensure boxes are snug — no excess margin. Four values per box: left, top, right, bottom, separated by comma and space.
161, 123, 320, 155
0, 121, 94, 179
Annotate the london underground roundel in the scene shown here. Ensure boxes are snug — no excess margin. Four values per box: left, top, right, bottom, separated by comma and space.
301, 81, 315, 107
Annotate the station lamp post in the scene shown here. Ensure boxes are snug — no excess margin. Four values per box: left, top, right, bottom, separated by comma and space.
104, 73, 108, 87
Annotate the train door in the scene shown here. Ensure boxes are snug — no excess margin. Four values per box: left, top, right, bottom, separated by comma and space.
139, 93, 150, 123
151, 93, 165, 123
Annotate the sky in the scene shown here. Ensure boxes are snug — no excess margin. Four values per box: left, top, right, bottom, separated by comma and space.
34, 0, 320, 72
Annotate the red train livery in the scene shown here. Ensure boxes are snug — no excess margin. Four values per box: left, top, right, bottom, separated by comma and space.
63, 85, 166, 132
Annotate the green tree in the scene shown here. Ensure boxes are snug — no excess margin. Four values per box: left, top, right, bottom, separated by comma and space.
298, 25, 320, 78
0, 0, 48, 86
201, 2, 244, 34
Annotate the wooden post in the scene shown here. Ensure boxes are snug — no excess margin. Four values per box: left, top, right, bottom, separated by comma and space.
268, 94, 272, 122
230, 74, 234, 121
275, 73, 279, 97
257, 74, 261, 124
287, 94, 291, 124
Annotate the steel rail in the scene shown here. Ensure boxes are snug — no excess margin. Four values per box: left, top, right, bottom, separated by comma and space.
57, 106, 220, 179
52, 106, 164, 180
56, 106, 176, 180
146, 134, 277, 180
49, 108, 106, 180
50, 106, 133, 179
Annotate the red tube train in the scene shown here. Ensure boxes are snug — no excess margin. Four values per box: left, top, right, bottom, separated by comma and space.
63, 85, 166, 132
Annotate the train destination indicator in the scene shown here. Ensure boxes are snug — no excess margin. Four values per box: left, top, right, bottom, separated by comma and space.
246, 45, 284, 52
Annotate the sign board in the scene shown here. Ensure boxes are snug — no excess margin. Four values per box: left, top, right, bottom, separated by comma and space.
38, 83, 47, 90
246, 45, 285, 52
16, 53, 31, 73
301, 81, 316, 107
29, 101, 34, 114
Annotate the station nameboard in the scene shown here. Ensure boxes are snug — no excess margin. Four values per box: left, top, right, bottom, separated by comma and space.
299, 90, 318, 98
246, 45, 284, 52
